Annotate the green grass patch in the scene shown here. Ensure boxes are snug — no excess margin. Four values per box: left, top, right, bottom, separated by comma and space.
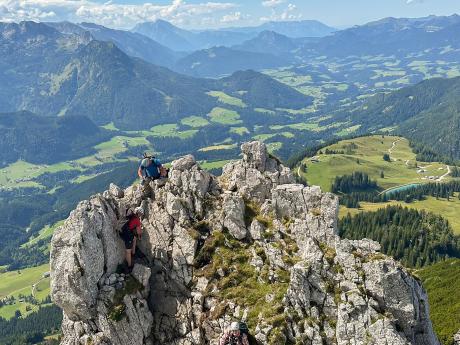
207, 91, 247, 108
0, 161, 47, 189
253, 133, 276, 141
101, 122, 118, 131
267, 142, 282, 153
195, 230, 292, 340
147, 124, 198, 139
254, 108, 276, 115
336, 125, 361, 137
199, 144, 237, 152
71, 173, 100, 184
0, 264, 49, 298
229, 127, 249, 136
301, 135, 434, 192
199, 160, 232, 171
0, 264, 51, 320
181, 116, 210, 128
21, 221, 64, 249
253, 132, 293, 141
339, 193, 460, 235
208, 107, 242, 125
417, 259, 460, 345
276, 107, 316, 115
270, 123, 319, 131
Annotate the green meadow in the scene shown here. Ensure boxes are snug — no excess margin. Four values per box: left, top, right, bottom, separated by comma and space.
207, 91, 247, 108
301, 135, 447, 192
0, 264, 51, 319
208, 107, 243, 125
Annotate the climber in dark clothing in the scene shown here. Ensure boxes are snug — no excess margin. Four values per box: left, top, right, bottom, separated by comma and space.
220, 322, 249, 345
121, 207, 144, 269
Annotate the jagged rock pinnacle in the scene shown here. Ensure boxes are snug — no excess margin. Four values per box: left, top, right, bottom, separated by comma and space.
50, 141, 440, 345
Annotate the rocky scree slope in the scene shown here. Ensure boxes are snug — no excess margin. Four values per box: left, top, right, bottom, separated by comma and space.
50, 141, 439, 345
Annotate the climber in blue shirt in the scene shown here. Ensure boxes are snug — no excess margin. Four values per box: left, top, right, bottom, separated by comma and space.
138, 154, 163, 184
137, 153, 170, 196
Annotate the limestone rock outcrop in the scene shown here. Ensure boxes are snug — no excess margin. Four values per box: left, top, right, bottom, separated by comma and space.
51, 141, 440, 345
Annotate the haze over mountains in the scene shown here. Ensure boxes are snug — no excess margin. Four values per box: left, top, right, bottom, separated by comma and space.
132, 19, 336, 51
28, 14, 460, 79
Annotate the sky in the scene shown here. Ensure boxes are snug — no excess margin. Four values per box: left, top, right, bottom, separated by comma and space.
0, 0, 459, 30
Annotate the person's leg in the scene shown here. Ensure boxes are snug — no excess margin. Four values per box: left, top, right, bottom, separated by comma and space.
123, 230, 134, 268
142, 177, 153, 198
132, 236, 137, 256
125, 249, 132, 267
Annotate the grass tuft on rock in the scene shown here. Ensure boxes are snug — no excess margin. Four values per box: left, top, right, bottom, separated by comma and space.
108, 275, 144, 322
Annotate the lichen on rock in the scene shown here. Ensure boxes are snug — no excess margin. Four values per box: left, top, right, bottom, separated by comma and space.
50, 141, 440, 345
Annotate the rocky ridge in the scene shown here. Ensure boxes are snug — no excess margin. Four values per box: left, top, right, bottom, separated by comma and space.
50, 141, 440, 345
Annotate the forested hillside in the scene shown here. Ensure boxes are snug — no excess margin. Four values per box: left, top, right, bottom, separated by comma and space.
0, 111, 110, 166
0, 21, 312, 130
339, 206, 460, 267
347, 77, 460, 159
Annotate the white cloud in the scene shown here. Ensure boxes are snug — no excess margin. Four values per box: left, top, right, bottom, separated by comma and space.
262, 0, 286, 8
0, 0, 237, 29
260, 2, 301, 22
221, 11, 242, 23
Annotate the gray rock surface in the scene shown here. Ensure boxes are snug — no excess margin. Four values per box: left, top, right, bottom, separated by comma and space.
51, 141, 440, 345
454, 330, 460, 345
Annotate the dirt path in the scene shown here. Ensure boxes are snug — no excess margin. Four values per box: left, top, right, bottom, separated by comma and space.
31, 277, 45, 298
439, 165, 451, 181
388, 138, 403, 161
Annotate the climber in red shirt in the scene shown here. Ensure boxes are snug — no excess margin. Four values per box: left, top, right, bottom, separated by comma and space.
121, 207, 144, 270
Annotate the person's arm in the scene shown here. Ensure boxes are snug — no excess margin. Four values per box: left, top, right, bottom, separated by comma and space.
138, 166, 144, 179
136, 225, 142, 238
219, 333, 229, 345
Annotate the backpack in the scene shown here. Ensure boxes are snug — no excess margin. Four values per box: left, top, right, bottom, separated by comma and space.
120, 210, 134, 235
121, 219, 130, 234
239, 322, 257, 345
238, 322, 249, 336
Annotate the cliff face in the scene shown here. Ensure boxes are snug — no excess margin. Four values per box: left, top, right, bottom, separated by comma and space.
50, 141, 440, 345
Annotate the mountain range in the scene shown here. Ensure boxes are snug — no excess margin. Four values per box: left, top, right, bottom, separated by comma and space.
46, 21, 180, 68
300, 14, 460, 58
0, 21, 312, 131
132, 19, 336, 51
2, 15, 460, 155
33, 15, 460, 79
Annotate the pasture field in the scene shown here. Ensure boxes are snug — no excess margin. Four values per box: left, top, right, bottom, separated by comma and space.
181, 116, 210, 128
208, 107, 242, 125
207, 91, 246, 108
301, 136, 448, 192
0, 264, 51, 319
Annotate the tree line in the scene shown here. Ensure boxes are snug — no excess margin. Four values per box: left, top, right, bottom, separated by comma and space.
339, 206, 460, 268
0, 305, 62, 345
336, 176, 460, 208
331, 172, 379, 195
